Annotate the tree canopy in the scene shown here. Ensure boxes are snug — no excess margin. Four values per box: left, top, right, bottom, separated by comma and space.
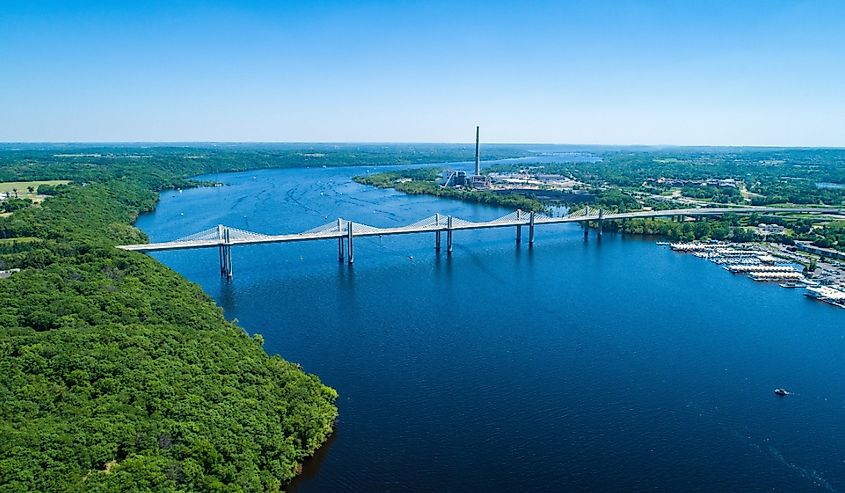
0, 146, 346, 492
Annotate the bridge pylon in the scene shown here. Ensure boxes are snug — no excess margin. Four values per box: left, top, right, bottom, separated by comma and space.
516, 209, 522, 243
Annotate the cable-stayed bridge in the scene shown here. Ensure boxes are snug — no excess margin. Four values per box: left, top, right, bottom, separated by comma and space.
118, 206, 844, 278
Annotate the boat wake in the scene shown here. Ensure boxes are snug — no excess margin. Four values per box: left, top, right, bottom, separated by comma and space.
685, 400, 835, 492
761, 444, 836, 492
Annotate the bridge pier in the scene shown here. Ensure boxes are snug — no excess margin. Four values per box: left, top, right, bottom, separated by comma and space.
218, 227, 233, 280
337, 218, 345, 262
582, 221, 589, 239
597, 209, 604, 238
515, 209, 522, 244
223, 245, 233, 279
347, 221, 354, 264
447, 216, 453, 254
435, 213, 441, 251
529, 211, 535, 245
217, 225, 225, 274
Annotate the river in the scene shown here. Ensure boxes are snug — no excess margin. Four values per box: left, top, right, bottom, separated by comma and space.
136, 165, 845, 492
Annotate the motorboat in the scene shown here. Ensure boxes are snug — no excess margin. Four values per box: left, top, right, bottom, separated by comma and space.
774, 388, 791, 396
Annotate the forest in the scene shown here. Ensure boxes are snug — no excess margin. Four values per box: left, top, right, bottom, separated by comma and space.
0, 146, 383, 492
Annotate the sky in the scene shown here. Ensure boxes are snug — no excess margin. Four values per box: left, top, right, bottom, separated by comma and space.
1, 0, 844, 146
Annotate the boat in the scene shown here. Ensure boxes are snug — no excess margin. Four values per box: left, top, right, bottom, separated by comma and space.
779, 282, 799, 288
774, 388, 791, 396
805, 285, 845, 308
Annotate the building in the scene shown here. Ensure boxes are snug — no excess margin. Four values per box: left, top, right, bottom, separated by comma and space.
441, 170, 467, 187
757, 223, 786, 235
469, 174, 490, 188
794, 241, 845, 261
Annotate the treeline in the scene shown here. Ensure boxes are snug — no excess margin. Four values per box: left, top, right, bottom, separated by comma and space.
0, 144, 532, 190
0, 150, 344, 491
604, 217, 759, 242
803, 221, 845, 250
488, 148, 845, 206
354, 169, 545, 212
602, 215, 845, 250
677, 185, 743, 204
1, 198, 32, 213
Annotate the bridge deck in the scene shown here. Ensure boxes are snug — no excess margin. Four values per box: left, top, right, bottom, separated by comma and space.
118, 207, 844, 252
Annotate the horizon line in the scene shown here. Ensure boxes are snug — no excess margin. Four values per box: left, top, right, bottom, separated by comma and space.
1, 141, 844, 150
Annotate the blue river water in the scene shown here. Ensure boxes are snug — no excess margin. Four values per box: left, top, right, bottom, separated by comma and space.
136, 166, 845, 492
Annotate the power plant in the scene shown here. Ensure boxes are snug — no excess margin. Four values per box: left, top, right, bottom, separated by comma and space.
441, 126, 489, 188
469, 126, 490, 188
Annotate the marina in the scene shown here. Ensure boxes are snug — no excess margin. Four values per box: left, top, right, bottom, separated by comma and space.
669, 241, 845, 308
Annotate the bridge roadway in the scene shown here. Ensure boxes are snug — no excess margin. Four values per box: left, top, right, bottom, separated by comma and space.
120, 206, 843, 252
118, 206, 844, 278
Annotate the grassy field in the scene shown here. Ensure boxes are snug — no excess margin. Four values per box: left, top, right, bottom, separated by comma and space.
0, 237, 40, 245
0, 180, 70, 202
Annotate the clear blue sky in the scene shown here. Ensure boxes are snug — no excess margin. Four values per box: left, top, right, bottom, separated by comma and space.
1, 1, 843, 145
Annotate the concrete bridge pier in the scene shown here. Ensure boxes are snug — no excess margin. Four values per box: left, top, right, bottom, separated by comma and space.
217, 225, 226, 274
219, 246, 229, 274
224, 246, 233, 279
435, 213, 441, 251
447, 216, 453, 254
597, 209, 604, 238
337, 218, 345, 262
219, 227, 233, 280
582, 221, 589, 239
528, 211, 535, 245
347, 221, 354, 264
515, 209, 523, 244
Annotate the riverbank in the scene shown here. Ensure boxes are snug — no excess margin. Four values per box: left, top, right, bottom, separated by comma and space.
353, 169, 545, 212
0, 152, 344, 491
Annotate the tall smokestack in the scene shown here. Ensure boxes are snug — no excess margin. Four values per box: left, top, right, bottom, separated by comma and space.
474, 126, 480, 176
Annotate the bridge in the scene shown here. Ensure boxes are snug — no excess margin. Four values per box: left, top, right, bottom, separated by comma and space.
118, 206, 845, 279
